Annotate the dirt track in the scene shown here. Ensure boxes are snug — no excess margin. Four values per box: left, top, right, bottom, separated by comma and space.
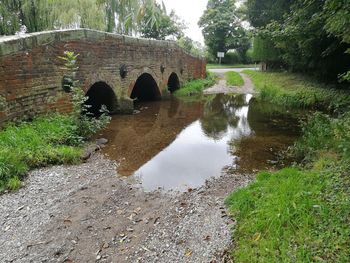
0, 153, 252, 263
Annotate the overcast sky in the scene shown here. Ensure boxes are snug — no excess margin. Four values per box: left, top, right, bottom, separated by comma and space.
159, 0, 208, 44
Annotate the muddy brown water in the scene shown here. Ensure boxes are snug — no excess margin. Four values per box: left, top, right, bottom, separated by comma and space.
98, 94, 301, 192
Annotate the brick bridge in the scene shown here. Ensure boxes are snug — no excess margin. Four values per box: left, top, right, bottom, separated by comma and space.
0, 29, 206, 123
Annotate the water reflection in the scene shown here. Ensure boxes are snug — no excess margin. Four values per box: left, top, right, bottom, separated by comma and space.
100, 94, 300, 192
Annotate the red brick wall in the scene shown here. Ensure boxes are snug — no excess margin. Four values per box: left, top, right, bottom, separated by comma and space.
0, 29, 206, 123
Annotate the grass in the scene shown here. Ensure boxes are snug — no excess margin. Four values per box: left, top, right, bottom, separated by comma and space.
225, 71, 244, 86
0, 114, 84, 192
207, 64, 256, 69
226, 72, 350, 262
243, 70, 350, 111
174, 71, 217, 97
226, 165, 350, 262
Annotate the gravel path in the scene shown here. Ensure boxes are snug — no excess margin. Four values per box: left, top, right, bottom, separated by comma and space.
0, 153, 253, 263
204, 72, 257, 95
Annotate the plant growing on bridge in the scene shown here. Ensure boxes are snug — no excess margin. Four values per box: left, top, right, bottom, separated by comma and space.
0, 95, 7, 112
59, 51, 111, 141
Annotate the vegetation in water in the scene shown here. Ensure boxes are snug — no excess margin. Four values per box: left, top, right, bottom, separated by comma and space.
173, 72, 217, 97
225, 72, 244, 86
243, 70, 350, 111
0, 51, 110, 193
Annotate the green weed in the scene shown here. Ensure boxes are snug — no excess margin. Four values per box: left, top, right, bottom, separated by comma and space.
226, 166, 350, 262
174, 72, 217, 97
0, 114, 83, 192
225, 71, 244, 86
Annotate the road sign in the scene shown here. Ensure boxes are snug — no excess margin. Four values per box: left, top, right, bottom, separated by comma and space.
217, 52, 225, 64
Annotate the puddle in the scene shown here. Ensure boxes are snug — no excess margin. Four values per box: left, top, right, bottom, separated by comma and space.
99, 94, 301, 191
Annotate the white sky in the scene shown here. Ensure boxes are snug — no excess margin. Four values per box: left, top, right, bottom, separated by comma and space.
159, 0, 208, 44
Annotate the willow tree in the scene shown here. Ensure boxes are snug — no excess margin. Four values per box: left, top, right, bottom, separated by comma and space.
99, 0, 167, 35
50, 0, 106, 30
0, 0, 106, 35
0, 0, 21, 35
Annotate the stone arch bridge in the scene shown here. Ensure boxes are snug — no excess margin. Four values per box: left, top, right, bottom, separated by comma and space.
0, 29, 206, 123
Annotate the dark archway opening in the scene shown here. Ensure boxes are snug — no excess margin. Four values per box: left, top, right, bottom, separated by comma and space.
130, 73, 161, 102
85, 82, 118, 116
167, 73, 180, 93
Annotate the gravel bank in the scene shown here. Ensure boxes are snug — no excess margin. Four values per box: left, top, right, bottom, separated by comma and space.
0, 153, 253, 263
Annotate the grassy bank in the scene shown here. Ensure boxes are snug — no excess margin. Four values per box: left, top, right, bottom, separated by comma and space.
226, 72, 350, 262
174, 72, 216, 97
207, 64, 256, 69
243, 70, 350, 111
0, 115, 89, 192
225, 71, 244, 86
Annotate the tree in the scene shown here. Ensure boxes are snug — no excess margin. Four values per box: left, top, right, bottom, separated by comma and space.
0, 0, 106, 35
0, 0, 21, 35
138, 2, 185, 40
245, 0, 350, 81
177, 36, 205, 57
198, 0, 250, 60
323, 0, 350, 81
245, 0, 293, 28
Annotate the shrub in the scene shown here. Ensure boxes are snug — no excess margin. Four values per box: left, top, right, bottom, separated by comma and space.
174, 71, 217, 97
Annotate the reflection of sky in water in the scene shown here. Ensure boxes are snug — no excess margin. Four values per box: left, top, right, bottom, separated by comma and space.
134, 94, 253, 192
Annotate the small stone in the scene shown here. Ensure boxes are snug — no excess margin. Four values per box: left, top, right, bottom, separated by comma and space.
96, 138, 108, 145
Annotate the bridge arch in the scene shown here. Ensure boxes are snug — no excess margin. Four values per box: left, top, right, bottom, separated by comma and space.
130, 73, 161, 102
84, 81, 118, 116
167, 72, 180, 93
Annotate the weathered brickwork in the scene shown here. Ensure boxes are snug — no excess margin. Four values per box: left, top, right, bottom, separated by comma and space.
0, 29, 206, 123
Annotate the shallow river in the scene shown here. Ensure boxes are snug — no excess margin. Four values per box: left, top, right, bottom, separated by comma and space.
99, 94, 301, 191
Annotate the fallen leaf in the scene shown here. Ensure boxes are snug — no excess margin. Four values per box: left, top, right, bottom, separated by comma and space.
253, 233, 261, 242
185, 249, 193, 257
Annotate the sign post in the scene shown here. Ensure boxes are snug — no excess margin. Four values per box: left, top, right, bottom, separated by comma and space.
217, 52, 225, 65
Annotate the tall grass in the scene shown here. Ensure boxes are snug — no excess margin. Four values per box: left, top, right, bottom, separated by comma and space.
244, 70, 350, 111
174, 72, 217, 97
0, 114, 84, 192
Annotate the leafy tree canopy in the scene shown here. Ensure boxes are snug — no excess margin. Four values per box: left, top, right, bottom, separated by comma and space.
198, 0, 250, 59
0, 0, 185, 41
177, 36, 205, 57
138, 3, 186, 40
245, 0, 350, 82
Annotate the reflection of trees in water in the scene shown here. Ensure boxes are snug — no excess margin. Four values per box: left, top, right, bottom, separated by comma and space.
247, 99, 301, 136
200, 94, 246, 140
